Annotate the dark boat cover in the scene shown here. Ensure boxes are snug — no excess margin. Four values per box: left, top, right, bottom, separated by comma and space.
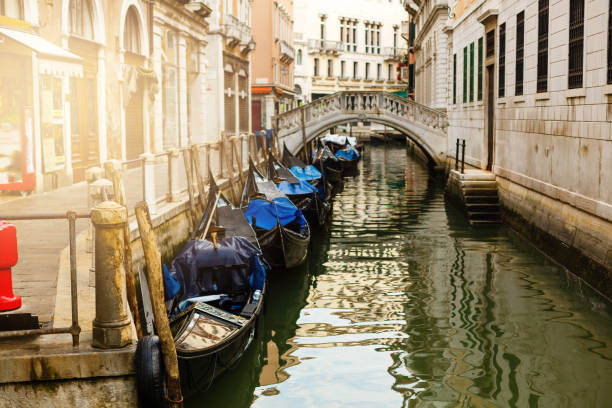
290, 165, 322, 181
276, 179, 317, 195
168, 237, 266, 301
336, 147, 360, 161
244, 197, 306, 230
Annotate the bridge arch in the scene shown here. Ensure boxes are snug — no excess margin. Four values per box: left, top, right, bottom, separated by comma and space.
275, 91, 448, 169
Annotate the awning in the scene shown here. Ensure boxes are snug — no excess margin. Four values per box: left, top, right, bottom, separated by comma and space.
393, 90, 408, 98
0, 27, 83, 78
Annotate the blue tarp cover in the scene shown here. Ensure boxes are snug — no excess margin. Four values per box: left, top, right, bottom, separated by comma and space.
290, 165, 322, 181
167, 237, 267, 301
244, 197, 306, 230
336, 147, 360, 161
276, 179, 317, 196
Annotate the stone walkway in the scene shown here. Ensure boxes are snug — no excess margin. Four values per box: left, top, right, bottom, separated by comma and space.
0, 183, 90, 324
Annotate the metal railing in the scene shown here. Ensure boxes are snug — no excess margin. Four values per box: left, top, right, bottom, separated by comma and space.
0, 211, 89, 346
455, 139, 466, 173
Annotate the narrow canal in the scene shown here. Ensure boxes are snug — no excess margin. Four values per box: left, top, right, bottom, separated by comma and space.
188, 144, 612, 408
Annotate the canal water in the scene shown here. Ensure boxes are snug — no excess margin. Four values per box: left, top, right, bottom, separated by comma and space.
188, 144, 612, 408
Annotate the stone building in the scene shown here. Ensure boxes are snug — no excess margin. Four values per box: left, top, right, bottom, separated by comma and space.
0, 0, 215, 192
417, 0, 612, 292
250, 0, 296, 132
293, 0, 408, 102
204, 0, 254, 141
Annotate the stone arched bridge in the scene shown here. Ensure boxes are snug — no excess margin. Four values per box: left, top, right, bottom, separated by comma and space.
275, 91, 449, 168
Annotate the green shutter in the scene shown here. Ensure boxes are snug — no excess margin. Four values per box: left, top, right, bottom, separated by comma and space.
463, 47, 467, 103
469, 42, 474, 102
478, 37, 483, 101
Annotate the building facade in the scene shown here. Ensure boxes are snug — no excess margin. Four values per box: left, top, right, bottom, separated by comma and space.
293, 0, 408, 103
250, 0, 296, 132
204, 0, 254, 141
0, 0, 215, 192
413, 0, 612, 292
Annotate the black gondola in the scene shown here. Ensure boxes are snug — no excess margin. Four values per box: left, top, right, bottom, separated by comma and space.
311, 139, 343, 186
321, 134, 361, 177
240, 159, 310, 268
158, 178, 268, 398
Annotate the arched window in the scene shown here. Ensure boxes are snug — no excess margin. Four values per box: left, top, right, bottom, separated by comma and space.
0, 0, 24, 20
70, 0, 94, 40
124, 6, 141, 54
296, 49, 302, 65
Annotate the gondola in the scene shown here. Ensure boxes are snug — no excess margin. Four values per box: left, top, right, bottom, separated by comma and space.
311, 139, 343, 187
137, 178, 269, 400
282, 143, 328, 195
240, 159, 310, 268
268, 150, 330, 228
321, 133, 361, 177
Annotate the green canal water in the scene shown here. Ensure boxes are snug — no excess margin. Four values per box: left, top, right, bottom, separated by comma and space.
188, 144, 612, 408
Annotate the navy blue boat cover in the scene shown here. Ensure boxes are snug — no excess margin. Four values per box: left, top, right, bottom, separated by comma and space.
290, 165, 322, 181
244, 197, 306, 230
335, 147, 360, 161
167, 236, 267, 301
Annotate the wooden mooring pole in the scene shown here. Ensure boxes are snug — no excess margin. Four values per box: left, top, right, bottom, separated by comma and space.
135, 202, 183, 408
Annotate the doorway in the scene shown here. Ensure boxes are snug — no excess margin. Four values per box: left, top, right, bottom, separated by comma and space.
70, 76, 99, 182
486, 65, 495, 171
252, 100, 261, 132
125, 79, 144, 161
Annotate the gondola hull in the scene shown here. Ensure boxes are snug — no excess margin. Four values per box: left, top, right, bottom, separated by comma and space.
255, 223, 309, 269
339, 158, 359, 177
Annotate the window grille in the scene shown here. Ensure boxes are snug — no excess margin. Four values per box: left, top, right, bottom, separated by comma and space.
453, 53, 457, 104
537, 0, 549, 92
470, 42, 475, 102
516, 11, 525, 96
486, 30, 495, 58
499, 23, 506, 98
478, 37, 483, 101
568, 0, 584, 89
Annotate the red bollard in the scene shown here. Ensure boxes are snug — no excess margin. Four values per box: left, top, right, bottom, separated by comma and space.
0, 220, 21, 311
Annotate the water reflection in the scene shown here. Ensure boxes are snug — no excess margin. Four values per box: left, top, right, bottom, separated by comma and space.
188, 145, 612, 408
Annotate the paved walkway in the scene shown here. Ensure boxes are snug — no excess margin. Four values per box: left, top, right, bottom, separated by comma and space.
0, 183, 89, 324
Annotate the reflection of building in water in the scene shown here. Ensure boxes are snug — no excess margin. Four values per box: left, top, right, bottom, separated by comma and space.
0, 0, 253, 193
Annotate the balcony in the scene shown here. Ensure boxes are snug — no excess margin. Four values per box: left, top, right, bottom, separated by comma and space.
183, 0, 213, 18
307, 39, 343, 55
382, 46, 408, 62
280, 40, 295, 63
223, 14, 254, 52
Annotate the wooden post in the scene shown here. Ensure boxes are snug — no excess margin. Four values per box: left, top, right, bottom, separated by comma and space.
135, 203, 183, 408
190, 145, 206, 210
205, 144, 211, 184
274, 117, 281, 158
110, 169, 143, 339
231, 137, 243, 182
300, 108, 309, 163
182, 149, 199, 229
227, 138, 240, 204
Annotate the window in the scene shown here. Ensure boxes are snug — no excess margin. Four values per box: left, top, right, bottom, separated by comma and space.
486, 30, 495, 58
341, 61, 346, 78
388, 64, 392, 81
70, 0, 94, 39
296, 49, 302, 65
515, 11, 525, 96
365, 24, 369, 53
163, 30, 179, 148
352, 22, 357, 52
124, 6, 141, 54
365, 62, 370, 79
499, 23, 506, 97
0, 0, 23, 20
608, 0, 612, 83
353, 61, 358, 79
568, 0, 584, 88
314, 58, 320, 76
478, 37, 483, 101
538, 0, 549, 92
453, 54, 457, 104
469, 42, 474, 102
327, 60, 333, 77
377, 63, 382, 80
463, 46, 467, 103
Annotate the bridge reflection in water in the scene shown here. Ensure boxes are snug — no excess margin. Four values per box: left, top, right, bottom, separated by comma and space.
187, 145, 612, 408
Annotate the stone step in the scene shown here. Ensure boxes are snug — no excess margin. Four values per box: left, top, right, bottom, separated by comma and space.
450, 170, 496, 181
465, 195, 499, 204
460, 180, 498, 189
468, 211, 501, 221
463, 188, 499, 196
466, 203, 500, 212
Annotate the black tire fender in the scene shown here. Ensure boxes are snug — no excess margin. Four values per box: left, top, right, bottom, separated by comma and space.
135, 335, 168, 408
